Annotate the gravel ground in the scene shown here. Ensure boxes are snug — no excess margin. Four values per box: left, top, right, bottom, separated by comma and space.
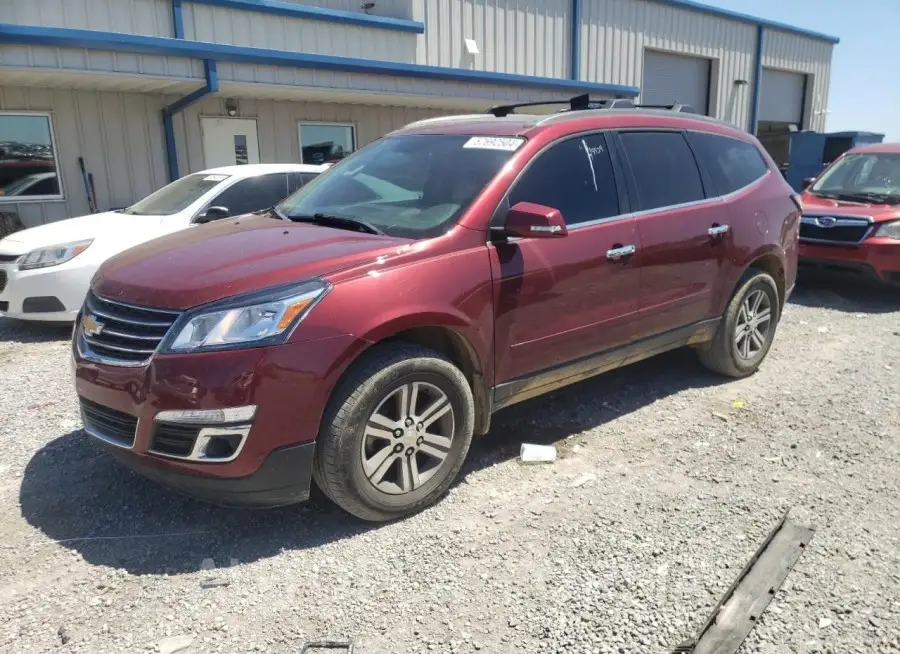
0, 276, 898, 654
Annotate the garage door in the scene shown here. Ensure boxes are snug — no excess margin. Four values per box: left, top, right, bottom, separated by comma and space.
759, 69, 806, 125
641, 50, 711, 114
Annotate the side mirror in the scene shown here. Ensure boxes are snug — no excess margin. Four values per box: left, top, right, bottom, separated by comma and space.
501, 201, 567, 239
802, 177, 816, 190
196, 206, 230, 223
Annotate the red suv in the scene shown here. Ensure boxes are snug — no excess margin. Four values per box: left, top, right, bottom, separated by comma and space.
799, 142, 900, 285
73, 99, 801, 521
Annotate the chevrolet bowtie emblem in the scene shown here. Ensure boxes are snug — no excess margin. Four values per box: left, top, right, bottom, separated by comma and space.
82, 313, 104, 337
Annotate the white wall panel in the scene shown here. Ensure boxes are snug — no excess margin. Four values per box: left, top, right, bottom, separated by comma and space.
762, 29, 833, 132
181, 4, 419, 64
580, 0, 757, 129
3, 0, 174, 37
416, 0, 571, 77
0, 45, 203, 80
0, 87, 169, 227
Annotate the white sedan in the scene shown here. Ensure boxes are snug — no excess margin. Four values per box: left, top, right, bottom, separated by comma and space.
0, 163, 327, 322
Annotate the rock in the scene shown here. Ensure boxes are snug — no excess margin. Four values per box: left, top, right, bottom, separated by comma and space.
818, 618, 833, 629
58, 626, 71, 645
569, 473, 596, 488
158, 634, 194, 654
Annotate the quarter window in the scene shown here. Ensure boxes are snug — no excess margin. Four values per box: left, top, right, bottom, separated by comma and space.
207, 173, 289, 217
298, 123, 355, 165
508, 134, 620, 226
0, 113, 62, 200
689, 132, 769, 195
618, 131, 705, 211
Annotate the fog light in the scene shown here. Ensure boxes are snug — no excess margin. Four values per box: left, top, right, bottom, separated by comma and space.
155, 405, 257, 424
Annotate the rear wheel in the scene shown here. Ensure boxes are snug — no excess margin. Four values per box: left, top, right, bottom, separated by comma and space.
312, 343, 474, 522
698, 271, 780, 378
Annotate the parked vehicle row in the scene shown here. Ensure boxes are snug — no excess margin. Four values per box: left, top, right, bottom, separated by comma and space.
0, 163, 328, 321
64, 101, 803, 521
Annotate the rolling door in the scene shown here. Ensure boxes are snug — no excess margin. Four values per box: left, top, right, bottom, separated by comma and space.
641, 50, 711, 114
759, 69, 806, 126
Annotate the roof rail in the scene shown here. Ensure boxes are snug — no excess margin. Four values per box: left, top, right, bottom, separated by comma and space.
632, 103, 700, 114
486, 95, 712, 118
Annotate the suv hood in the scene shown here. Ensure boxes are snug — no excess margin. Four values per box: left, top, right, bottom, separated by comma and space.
801, 192, 900, 223
0, 211, 171, 255
93, 214, 412, 309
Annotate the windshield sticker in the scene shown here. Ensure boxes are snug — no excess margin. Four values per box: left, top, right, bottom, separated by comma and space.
463, 136, 524, 152
202, 174, 229, 182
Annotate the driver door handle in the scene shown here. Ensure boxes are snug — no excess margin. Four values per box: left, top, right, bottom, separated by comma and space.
708, 224, 730, 236
606, 244, 637, 261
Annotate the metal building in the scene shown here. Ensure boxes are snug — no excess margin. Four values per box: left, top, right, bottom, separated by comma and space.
0, 0, 837, 226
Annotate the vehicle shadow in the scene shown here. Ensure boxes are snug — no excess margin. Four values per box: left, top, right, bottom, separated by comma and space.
19, 348, 723, 576
0, 317, 72, 343
790, 274, 900, 314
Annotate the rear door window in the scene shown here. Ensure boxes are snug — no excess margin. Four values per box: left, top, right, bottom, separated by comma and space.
287, 172, 321, 195
688, 132, 770, 195
618, 131, 706, 211
208, 173, 289, 216
508, 134, 620, 226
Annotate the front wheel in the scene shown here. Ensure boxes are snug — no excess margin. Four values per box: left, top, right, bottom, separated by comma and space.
312, 343, 474, 522
698, 271, 781, 378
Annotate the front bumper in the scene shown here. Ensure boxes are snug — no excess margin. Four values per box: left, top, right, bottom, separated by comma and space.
73, 333, 369, 507
0, 260, 94, 321
798, 238, 900, 285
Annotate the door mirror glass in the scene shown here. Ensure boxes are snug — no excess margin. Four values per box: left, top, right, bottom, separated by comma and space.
502, 202, 568, 239
197, 206, 230, 223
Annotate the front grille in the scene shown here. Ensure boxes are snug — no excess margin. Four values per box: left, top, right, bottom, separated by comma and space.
800, 215, 872, 245
79, 292, 180, 365
150, 423, 200, 457
0, 270, 7, 293
80, 397, 138, 447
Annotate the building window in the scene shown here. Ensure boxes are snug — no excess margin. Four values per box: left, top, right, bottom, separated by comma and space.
298, 123, 355, 165
0, 113, 63, 201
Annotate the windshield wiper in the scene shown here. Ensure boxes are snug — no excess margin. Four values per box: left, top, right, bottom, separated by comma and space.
835, 191, 900, 205
287, 213, 385, 235
806, 190, 840, 200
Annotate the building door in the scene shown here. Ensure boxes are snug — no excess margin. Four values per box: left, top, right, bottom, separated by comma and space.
201, 118, 260, 168
641, 50, 711, 114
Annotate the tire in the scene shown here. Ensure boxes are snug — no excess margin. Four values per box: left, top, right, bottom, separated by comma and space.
312, 343, 475, 522
698, 270, 781, 378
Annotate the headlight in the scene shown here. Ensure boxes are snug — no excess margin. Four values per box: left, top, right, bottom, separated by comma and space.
875, 220, 900, 240
165, 280, 329, 352
18, 239, 93, 270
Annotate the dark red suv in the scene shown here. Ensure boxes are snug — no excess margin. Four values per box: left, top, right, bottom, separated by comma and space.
73, 100, 801, 521
799, 142, 900, 285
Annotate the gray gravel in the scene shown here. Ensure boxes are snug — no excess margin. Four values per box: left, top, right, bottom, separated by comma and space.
1, 276, 898, 654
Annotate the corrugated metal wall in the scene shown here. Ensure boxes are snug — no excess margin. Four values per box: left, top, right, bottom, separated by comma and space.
169, 96, 445, 174
579, 0, 757, 129
762, 29, 833, 132
0, 87, 169, 227
3, 0, 173, 37
0, 45, 202, 81
416, 0, 571, 77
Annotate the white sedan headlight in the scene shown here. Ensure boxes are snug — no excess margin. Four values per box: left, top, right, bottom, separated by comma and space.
875, 220, 900, 240
18, 239, 93, 270
166, 281, 329, 352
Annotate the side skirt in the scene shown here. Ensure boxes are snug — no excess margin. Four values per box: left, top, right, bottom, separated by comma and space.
492, 318, 720, 411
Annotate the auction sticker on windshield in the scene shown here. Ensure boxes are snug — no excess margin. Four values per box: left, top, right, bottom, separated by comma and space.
463, 136, 525, 151
203, 174, 229, 182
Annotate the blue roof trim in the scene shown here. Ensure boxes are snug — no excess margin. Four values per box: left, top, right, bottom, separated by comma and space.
653, 0, 840, 44
185, 0, 425, 34
0, 24, 641, 97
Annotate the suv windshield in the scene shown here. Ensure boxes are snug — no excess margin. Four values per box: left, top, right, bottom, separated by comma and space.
276, 134, 523, 238
119, 173, 231, 216
810, 153, 900, 204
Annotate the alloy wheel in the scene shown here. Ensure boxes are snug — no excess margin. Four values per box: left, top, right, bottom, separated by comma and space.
360, 381, 455, 495
734, 289, 773, 360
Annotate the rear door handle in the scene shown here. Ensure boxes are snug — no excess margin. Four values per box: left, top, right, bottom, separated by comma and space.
606, 244, 636, 261
708, 224, 730, 236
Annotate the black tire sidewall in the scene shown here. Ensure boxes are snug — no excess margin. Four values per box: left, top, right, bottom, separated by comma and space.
346, 369, 471, 512
726, 274, 780, 374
